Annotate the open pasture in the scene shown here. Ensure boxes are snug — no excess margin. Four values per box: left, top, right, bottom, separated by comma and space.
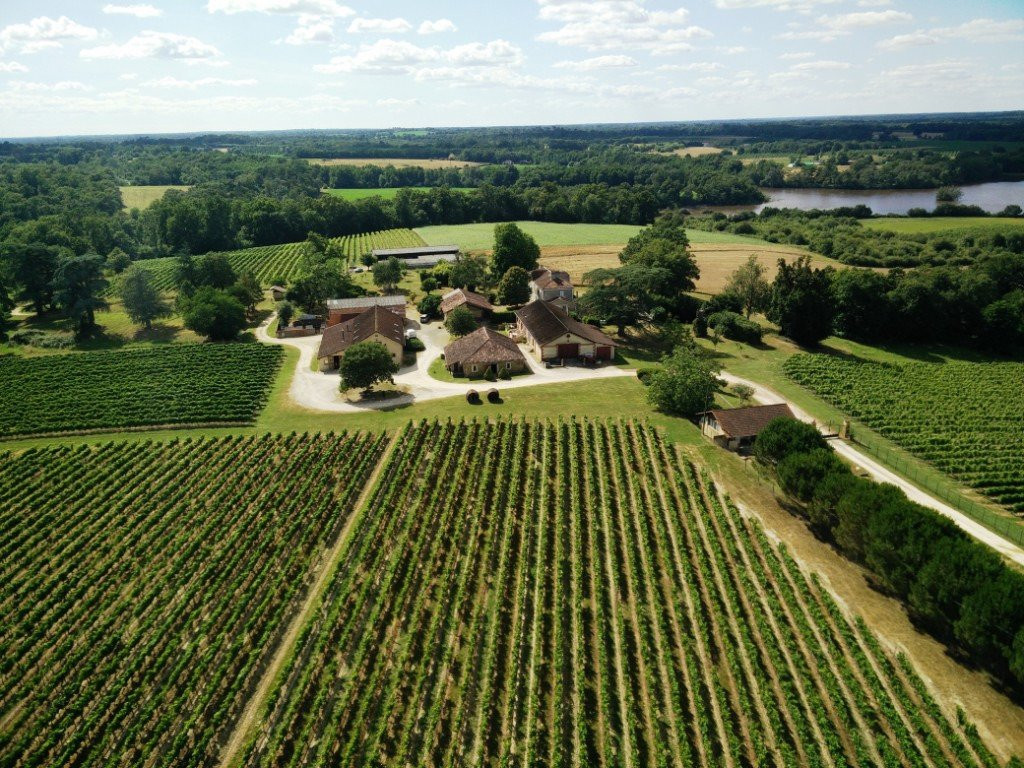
0, 432, 386, 768
860, 217, 1024, 235
307, 157, 482, 168
119, 185, 190, 210
235, 418, 996, 768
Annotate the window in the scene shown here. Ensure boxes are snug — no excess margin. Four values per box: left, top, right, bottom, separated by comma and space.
506, 362, 512, 369
471, 365, 478, 373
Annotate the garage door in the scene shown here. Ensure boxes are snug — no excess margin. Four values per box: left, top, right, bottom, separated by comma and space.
557, 343, 579, 358
595, 345, 613, 360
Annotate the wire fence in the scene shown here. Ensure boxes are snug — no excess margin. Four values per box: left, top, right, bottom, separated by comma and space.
847, 423, 1024, 547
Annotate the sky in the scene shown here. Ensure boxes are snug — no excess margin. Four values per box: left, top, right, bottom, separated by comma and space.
0, 0, 1021, 138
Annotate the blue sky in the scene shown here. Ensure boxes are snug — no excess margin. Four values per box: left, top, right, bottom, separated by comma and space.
0, 0, 1021, 137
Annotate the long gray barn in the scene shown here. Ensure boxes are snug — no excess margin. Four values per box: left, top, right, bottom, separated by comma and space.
371, 245, 460, 268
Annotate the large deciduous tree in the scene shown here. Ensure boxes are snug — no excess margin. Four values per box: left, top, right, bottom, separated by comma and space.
490, 223, 540, 281
3, 242, 61, 314
339, 340, 399, 393
496, 266, 531, 306
645, 342, 718, 417
767, 255, 836, 346
372, 256, 406, 294
444, 305, 478, 337
119, 265, 171, 330
723, 255, 770, 318
52, 253, 109, 338
180, 286, 247, 341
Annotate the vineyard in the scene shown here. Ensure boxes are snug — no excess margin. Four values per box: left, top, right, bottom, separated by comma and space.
236, 419, 998, 768
784, 354, 1024, 513
126, 228, 425, 291
0, 344, 282, 438
0, 431, 388, 768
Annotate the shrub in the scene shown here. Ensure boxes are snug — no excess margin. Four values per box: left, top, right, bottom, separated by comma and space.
405, 336, 425, 352
646, 345, 718, 417
484, 368, 497, 382
708, 310, 763, 344
777, 448, 844, 502
753, 417, 828, 465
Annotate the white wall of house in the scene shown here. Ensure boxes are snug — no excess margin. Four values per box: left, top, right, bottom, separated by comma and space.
319, 334, 403, 371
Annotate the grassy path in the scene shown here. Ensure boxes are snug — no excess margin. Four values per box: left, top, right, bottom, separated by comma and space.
217, 430, 401, 768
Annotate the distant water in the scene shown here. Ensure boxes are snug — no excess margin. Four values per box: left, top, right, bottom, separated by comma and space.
702, 180, 1024, 216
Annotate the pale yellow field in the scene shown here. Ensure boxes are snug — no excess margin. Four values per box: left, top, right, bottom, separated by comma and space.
120, 185, 190, 210
306, 157, 483, 168
540, 242, 839, 295
671, 145, 725, 157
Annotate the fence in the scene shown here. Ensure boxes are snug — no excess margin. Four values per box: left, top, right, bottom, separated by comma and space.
847, 423, 1024, 547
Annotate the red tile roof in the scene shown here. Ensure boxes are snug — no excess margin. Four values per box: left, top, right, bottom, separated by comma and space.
317, 305, 405, 359
707, 404, 796, 439
514, 300, 616, 348
444, 327, 526, 367
440, 288, 493, 315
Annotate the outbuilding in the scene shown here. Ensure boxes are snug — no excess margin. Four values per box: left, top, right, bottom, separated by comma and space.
440, 288, 494, 319
325, 295, 407, 327
700, 403, 796, 451
317, 305, 405, 372
514, 300, 617, 363
444, 327, 528, 378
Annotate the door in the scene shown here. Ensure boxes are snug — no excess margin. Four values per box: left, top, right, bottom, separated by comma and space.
595, 346, 612, 360
557, 343, 579, 358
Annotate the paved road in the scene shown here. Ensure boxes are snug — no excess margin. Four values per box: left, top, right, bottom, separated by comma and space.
256, 312, 634, 414
718, 371, 1024, 566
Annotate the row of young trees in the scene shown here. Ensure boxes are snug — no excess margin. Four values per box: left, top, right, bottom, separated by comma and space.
756, 417, 1024, 695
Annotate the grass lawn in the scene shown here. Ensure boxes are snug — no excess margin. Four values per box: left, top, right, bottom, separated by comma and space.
120, 185, 190, 210
416, 221, 775, 251
325, 187, 473, 200
860, 217, 1024, 234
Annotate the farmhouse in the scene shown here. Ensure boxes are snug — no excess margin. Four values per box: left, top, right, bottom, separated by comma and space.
325, 295, 406, 327
317, 305, 405, 372
440, 288, 494, 319
371, 245, 459, 269
700, 403, 796, 451
530, 267, 575, 312
443, 327, 528, 378
514, 300, 617, 362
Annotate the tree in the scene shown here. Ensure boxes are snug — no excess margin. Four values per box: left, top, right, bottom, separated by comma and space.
767, 255, 835, 346
339, 340, 399, 393
181, 286, 247, 341
723, 255, 770, 317
935, 186, 963, 203
445, 305, 478, 337
119, 265, 171, 330
490, 222, 540, 281
645, 343, 718, 417
196, 253, 237, 289
0, 279, 13, 339
106, 247, 131, 274
52, 253, 109, 338
619, 225, 699, 319
777, 448, 844, 503
277, 300, 295, 327
450, 254, 488, 290
418, 293, 442, 318
372, 256, 406, 293
174, 252, 199, 289
230, 270, 263, 313
289, 263, 362, 312
3, 242, 60, 314
753, 417, 828, 465
496, 266, 531, 306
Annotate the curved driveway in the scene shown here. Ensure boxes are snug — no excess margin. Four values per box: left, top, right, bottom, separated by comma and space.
256, 312, 634, 413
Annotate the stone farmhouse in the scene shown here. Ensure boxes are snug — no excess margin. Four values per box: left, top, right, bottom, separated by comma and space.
443, 327, 528, 378
529, 267, 575, 312
326, 295, 406, 327
317, 305, 405, 371
440, 288, 494, 319
514, 300, 616, 362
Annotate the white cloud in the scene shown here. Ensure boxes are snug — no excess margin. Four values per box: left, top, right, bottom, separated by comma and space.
283, 15, 336, 45
206, 0, 353, 15
0, 16, 99, 54
714, 0, 840, 10
0, 61, 29, 73
418, 19, 457, 35
791, 59, 850, 70
80, 31, 222, 61
376, 97, 419, 107
554, 54, 638, 70
818, 10, 911, 30
347, 17, 412, 34
656, 61, 724, 72
779, 51, 814, 59
857, 0, 891, 5
315, 38, 523, 75
142, 76, 258, 89
7, 80, 90, 92
877, 18, 1024, 51
536, 1, 712, 54
103, 4, 163, 18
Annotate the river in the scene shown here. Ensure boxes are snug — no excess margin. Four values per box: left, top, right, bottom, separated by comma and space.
702, 180, 1024, 216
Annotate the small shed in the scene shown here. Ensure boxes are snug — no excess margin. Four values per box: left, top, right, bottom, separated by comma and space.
700, 403, 796, 451
270, 285, 287, 301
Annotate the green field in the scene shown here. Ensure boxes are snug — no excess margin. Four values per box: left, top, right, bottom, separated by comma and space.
0, 343, 282, 438
119, 185, 190, 210
861, 217, 1024, 234
0, 431, 386, 768
416, 221, 767, 250
325, 187, 473, 200
784, 354, 1024, 514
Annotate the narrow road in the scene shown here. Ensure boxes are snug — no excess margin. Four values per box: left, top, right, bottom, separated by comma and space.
718, 371, 1024, 567
217, 431, 401, 768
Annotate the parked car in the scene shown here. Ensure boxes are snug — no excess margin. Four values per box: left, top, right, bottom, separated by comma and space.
419, 313, 431, 324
